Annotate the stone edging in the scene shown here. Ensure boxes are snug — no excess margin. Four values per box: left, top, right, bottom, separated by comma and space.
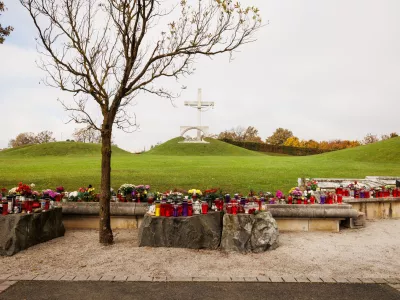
0, 276, 399, 294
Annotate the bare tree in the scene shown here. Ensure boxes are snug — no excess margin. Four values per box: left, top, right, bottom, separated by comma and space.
35, 130, 56, 143
8, 132, 36, 148
73, 126, 102, 143
0, 1, 13, 44
20, 0, 261, 244
363, 133, 379, 145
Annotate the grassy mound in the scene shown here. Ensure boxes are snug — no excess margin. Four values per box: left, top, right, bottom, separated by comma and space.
316, 137, 400, 162
145, 137, 262, 156
0, 142, 131, 157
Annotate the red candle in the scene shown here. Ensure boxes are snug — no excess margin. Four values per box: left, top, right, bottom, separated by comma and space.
188, 203, 193, 216
2, 201, 8, 215
310, 196, 315, 204
160, 203, 166, 216
337, 194, 343, 204
201, 202, 208, 214
288, 196, 293, 205
232, 204, 238, 215
297, 199, 302, 204
226, 204, 232, 214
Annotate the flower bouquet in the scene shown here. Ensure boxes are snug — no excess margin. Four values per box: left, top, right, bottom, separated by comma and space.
289, 187, 303, 204
16, 182, 32, 197
306, 179, 318, 191
187, 188, 202, 200
119, 184, 135, 201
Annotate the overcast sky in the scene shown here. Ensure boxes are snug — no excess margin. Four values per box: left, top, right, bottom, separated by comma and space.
1, 0, 399, 152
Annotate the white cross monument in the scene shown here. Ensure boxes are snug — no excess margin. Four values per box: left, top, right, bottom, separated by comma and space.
180, 89, 214, 143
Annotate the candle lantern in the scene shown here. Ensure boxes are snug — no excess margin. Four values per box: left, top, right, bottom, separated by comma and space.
310, 195, 315, 204
182, 200, 188, 217
226, 203, 232, 214
165, 202, 172, 217
337, 194, 343, 204
2, 199, 8, 215
231, 202, 238, 215
173, 203, 179, 217
155, 200, 161, 217
225, 194, 231, 203
193, 200, 201, 215
188, 202, 193, 216
201, 201, 208, 214
320, 194, 326, 204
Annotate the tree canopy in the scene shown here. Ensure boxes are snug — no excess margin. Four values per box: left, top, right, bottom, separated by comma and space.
0, 2, 13, 44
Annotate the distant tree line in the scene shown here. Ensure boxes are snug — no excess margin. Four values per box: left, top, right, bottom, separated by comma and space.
217, 126, 398, 151
8, 126, 116, 148
8, 131, 56, 148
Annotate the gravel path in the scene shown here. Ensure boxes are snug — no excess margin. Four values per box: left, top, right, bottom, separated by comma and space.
1, 219, 399, 279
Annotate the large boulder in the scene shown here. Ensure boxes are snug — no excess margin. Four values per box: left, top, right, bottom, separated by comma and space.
221, 211, 279, 253
138, 212, 222, 249
0, 208, 65, 256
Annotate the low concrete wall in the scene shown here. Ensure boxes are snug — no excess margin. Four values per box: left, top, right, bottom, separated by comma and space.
344, 197, 400, 220
59, 203, 360, 232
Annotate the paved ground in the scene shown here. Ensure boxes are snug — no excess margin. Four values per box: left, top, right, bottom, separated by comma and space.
0, 281, 399, 300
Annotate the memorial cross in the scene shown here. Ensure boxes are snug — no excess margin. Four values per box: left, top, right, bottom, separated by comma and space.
184, 89, 214, 140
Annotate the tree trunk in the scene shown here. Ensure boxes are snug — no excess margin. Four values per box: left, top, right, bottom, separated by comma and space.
99, 127, 113, 245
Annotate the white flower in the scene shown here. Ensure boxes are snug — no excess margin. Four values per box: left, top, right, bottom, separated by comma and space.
9, 187, 17, 194
69, 191, 78, 198
30, 183, 36, 188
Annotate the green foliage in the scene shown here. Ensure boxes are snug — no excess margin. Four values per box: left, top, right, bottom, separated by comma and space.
0, 138, 398, 194
266, 128, 293, 145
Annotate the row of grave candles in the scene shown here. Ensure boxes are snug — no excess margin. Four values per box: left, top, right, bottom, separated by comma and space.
149, 194, 335, 218
335, 187, 400, 198
0, 195, 54, 215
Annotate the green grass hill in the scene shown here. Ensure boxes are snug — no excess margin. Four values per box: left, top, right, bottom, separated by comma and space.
145, 137, 263, 156
316, 136, 400, 162
0, 142, 131, 157
0, 137, 398, 193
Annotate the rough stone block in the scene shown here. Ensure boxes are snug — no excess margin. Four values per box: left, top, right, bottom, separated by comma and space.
0, 208, 65, 256
221, 212, 279, 253
139, 212, 222, 249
